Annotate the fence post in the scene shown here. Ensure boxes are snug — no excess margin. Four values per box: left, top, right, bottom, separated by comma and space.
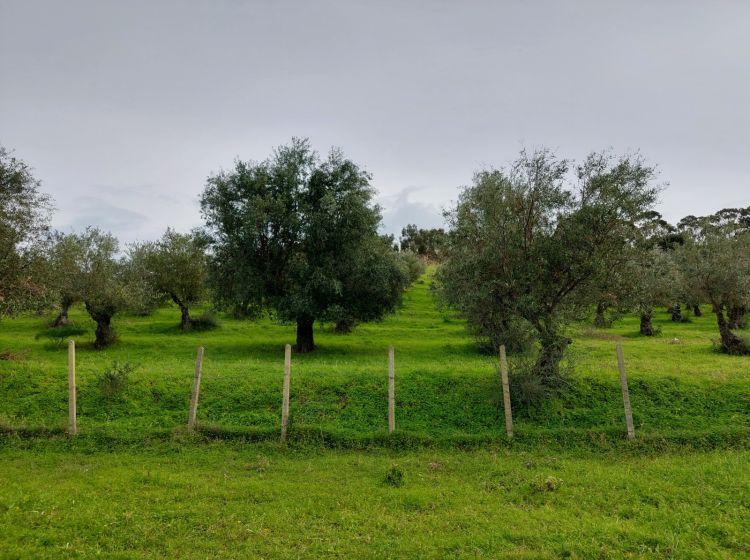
187, 346, 204, 431
616, 342, 635, 440
281, 344, 292, 442
499, 344, 513, 439
68, 340, 77, 435
388, 346, 395, 433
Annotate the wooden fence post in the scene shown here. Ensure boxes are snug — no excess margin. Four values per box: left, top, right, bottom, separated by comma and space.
280, 344, 292, 442
616, 342, 635, 440
499, 344, 513, 439
388, 346, 395, 433
68, 340, 77, 435
187, 346, 204, 431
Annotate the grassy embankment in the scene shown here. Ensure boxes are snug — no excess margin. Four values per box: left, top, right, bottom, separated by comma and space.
1, 273, 749, 558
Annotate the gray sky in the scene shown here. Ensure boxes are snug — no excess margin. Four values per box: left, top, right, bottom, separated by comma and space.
2, 0, 749, 243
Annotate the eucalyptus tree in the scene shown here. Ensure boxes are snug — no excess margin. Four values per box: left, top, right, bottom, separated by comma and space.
0, 145, 53, 318
201, 138, 404, 352
438, 149, 659, 386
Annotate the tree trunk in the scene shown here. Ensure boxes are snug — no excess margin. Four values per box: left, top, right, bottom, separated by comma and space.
594, 302, 608, 328
693, 305, 702, 317
296, 317, 315, 353
334, 319, 355, 334
714, 304, 748, 355
640, 311, 654, 336
93, 314, 115, 349
728, 305, 746, 330
52, 297, 73, 327
533, 331, 571, 387
670, 303, 682, 322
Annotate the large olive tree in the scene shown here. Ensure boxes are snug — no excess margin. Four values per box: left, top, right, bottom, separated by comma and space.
438, 149, 659, 386
200, 138, 405, 352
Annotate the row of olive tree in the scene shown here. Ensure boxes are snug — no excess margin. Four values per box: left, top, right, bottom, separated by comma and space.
1, 141, 422, 351
437, 148, 750, 390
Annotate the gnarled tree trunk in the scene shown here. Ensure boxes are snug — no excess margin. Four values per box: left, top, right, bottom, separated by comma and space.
714, 303, 748, 355
52, 296, 74, 327
594, 302, 608, 328
670, 303, 682, 322
728, 305, 747, 330
640, 311, 655, 336
533, 329, 571, 387
171, 294, 192, 331
91, 313, 115, 349
693, 305, 702, 317
296, 316, 315, 353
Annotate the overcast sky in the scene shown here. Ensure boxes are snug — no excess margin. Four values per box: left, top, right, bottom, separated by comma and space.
2, 1, 749, 243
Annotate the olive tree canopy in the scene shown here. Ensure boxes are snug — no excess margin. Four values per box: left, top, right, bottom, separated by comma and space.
200, 138, 405, 352
438, 148, 659, 386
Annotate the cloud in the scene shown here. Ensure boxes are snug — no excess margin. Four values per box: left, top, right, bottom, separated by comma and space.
379, 186, 446, 237
59, 195, 149, 237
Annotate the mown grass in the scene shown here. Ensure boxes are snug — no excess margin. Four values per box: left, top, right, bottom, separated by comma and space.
1, 444, 748, 558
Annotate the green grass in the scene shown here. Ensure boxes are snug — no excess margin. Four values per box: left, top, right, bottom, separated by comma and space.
1, 274, 748, 445
1, 274, 749, 557
1, 444, 748, 558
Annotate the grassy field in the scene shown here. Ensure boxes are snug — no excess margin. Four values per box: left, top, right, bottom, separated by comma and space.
1, 274, 749, 558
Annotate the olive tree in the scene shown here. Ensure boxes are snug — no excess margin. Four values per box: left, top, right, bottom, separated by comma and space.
629, 248, 682, 336
200, 138, 403, 352
676, 231, 750, 355
438, 149, 659, 386
129, 229, 208, 330
0, 146, 53, 318
47, 231, 87, 326
76, 229, 132, 348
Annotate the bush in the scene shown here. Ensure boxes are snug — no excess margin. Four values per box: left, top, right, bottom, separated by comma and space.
35, 325, 87, 347
508, 353, 572, 410
97, 361, 136, 399
399, 252, 426, 284
383, 465, 405, 487
191, 310, 221, 331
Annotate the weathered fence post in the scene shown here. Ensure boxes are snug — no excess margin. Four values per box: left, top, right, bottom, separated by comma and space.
280, 344, 292, 442
187, 346, 204, 431
616, 342, 635, 440
68, 340, 77, 435
388, 346, 395, 433
499, 344, 513, 439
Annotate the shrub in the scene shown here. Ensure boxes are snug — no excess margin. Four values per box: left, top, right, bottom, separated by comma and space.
35, 325, 87, 348
399, 251, 426, 284
97, 361, 136, 399
191, 310, 221, 331
383, 465, 404, 487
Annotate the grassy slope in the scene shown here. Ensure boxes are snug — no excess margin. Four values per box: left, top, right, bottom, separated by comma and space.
2, 275, 750, 558
0, 274, 748, 445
